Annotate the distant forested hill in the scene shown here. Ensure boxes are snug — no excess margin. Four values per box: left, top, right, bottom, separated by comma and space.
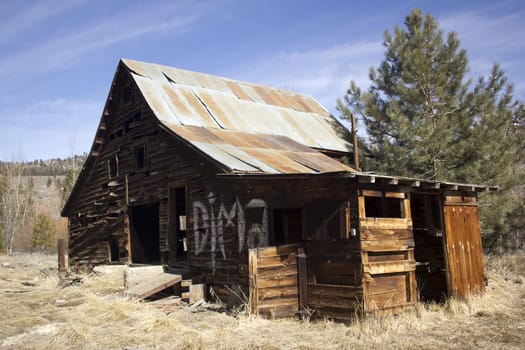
0, 154, 88, 176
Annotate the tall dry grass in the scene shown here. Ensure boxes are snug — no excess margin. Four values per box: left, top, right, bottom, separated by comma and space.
1, 251, 524, 349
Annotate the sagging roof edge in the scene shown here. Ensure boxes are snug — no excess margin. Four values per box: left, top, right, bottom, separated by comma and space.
61, 60, 126, 217
217, 171, 499, 193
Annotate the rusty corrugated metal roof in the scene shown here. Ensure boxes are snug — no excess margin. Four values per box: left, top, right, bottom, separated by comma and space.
166, 124, 353, 174
124, 59, 351, 150
123, 58, 353, 174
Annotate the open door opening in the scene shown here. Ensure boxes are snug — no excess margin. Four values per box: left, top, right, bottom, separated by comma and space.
169, 186, 187, 267
411, 193, 447, 301
129, 203, 160, 264
272, 208, 303, 245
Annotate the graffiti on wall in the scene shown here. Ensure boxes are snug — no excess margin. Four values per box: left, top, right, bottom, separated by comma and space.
192, 192, 268, 274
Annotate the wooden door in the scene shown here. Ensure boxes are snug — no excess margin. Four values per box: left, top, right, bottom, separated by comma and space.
248, 244, 301, 318
443, 198, 484, 298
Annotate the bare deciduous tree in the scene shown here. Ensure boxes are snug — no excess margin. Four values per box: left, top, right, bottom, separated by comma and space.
0, 160, 33, 255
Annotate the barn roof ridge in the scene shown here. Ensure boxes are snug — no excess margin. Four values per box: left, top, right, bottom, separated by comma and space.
120, 58, 354, 175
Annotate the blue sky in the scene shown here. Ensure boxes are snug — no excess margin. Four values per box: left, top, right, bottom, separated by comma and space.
1, 0, 524, 161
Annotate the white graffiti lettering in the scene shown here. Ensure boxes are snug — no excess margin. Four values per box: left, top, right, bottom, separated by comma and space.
192, 192, 269, 274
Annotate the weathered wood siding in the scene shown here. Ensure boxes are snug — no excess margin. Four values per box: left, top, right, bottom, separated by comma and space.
248, 244, 300, 318
358, 189, 417, 314
305, 239, 363, 321
66, 63, 215, 267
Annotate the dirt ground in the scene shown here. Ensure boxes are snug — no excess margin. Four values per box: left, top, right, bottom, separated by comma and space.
1, 252, 524, 350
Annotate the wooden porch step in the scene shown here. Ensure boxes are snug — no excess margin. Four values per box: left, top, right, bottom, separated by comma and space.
125, 272, 182, 300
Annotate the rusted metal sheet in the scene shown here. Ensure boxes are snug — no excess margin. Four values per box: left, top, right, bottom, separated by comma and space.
123, 59, 352, 154
225, 81, 253, 101
443, 204, 484, 298
193, 142, 260, 172
166, 124, 353, 174
162, 65, 201, 86
132, 75, 183, 125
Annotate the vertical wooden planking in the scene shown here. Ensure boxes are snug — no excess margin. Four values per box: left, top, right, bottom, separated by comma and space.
443, 199, 484, 298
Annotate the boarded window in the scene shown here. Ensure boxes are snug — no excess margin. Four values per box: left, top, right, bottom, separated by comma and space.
108, 156, 118, 179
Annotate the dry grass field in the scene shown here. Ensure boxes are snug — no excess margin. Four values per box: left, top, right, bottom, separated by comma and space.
1, 252, 524, 350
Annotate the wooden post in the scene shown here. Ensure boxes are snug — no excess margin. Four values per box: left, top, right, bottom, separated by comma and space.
125, 173, 129, 205
248, 248, 258, 316
57, 239, 66, 273
297, 247, 308, 317
351, 113, 360, 171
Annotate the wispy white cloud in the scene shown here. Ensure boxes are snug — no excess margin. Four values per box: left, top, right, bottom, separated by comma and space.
439, 9, 525, 95
0, 0, 219, 78
231, 41, 384, 113
0, 99, 101, 128
0, 99, 102, 160
0, 0, 87, 43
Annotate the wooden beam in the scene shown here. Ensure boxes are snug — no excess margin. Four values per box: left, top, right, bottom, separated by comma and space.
357, 175, 375, 184
297, 247, 307, 316
442, 183, 459, 191
422, 182, 440, 189
248, 248, 258, 316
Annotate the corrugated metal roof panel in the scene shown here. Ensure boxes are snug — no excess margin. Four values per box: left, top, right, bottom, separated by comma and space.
163, 124, 354, 175
300, 95, 328, 115
123, 59, 166, 81
132, 75, 182, 125
225, 81, 253, 101
162, 83, 217, 127
242, 148, 316, 174
192, 142, 260, 172
123, 59, 352, 154
162, 66, 201, 87
236, 84, 267, 104
220, 144, 279, 174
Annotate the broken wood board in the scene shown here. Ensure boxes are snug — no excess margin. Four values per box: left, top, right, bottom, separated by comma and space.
125, 273, 182, 299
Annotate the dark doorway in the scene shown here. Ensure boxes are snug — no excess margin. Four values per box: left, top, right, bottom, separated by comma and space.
129, 203, 160, 264
169, 186, 187, 266
411, 193, 447, 301
272, 208, 303, 245
108, 236, 119, 263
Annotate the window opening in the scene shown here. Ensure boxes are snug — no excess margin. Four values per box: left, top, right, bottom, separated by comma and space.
363, 193, 404, 218
135, 145, 145, 170
168, 186, 188, 266
108, 155, 118, 179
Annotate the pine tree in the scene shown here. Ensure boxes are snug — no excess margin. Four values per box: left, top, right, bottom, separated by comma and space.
339, 8, 525, 250
31, 213, 55, 253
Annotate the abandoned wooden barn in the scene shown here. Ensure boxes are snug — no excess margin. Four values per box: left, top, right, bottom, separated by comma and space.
61, 58, 493, 319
